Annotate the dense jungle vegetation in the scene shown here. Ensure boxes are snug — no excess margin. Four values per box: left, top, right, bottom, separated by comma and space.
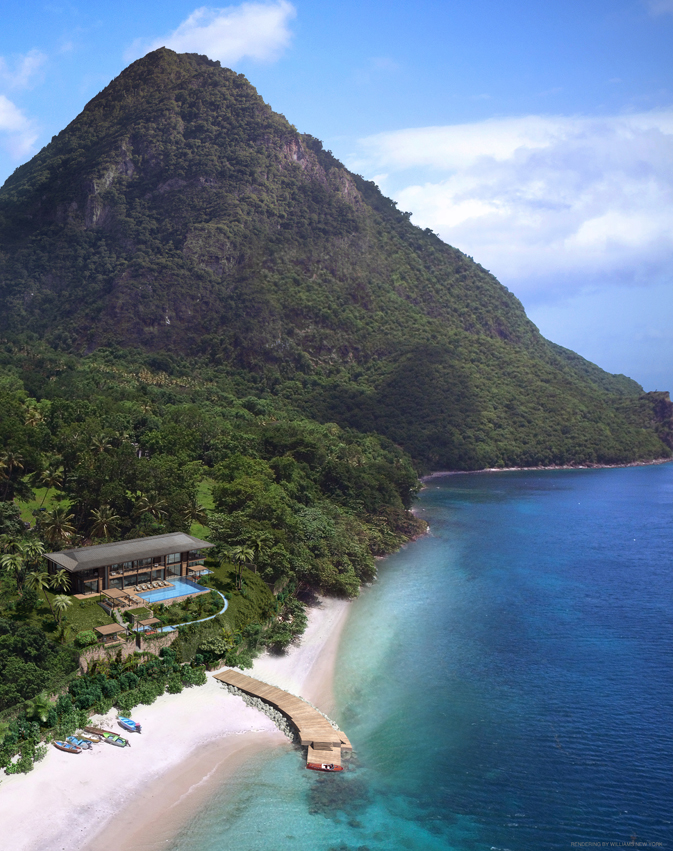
0, 48, 670, 471
0, 344, 423, 771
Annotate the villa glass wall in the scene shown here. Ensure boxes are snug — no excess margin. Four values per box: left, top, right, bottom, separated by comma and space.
166, 552, 182, 577
78, 568, 100, 594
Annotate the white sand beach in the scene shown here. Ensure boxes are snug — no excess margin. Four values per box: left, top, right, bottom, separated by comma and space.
0, 596, 351, 851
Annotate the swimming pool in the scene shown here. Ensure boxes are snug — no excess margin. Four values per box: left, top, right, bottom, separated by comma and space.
137, 577, 209, 604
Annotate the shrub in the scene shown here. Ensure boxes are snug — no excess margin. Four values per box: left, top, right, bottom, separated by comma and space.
118, 672, 139, 691
264, 621, 293, 652
75, 630, 98, 648
102, 679, 120, 699
92, 697, 114, 715
136, 679, 165, 706
72, 684, 103, 711
55, 694, 73, 718
197, 636, 229, 665
4, 741, 37, 775
166, 674, 183, 694
115, 690, 139, 714
15, 589, 39, 618
181, 665, 206, 687
55, 712, 77, 739
232, 649, 255, 670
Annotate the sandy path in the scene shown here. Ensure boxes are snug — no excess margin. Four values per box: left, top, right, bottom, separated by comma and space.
0, 596, 351, 851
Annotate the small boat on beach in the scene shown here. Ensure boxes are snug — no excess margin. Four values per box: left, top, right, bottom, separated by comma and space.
53, 740, 81, 754
84, 726, 130, 747
306, 762, 343, 772
78, 732, 101, 743
67, 736, 92, 750
118, 716, 142, 734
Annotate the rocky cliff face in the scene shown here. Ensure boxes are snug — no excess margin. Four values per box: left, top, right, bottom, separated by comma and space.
0, 49, 670, 470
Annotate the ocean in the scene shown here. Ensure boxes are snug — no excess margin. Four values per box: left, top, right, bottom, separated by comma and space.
167, 465, 673, 850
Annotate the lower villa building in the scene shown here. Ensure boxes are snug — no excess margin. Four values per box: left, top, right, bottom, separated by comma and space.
44, 532, 214, 595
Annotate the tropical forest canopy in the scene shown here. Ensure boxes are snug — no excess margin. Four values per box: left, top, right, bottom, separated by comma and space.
0, 47, 669, 474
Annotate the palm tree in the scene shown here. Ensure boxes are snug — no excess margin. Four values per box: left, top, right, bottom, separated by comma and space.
0, 551, 27, 595
0, 539, 44, 596
225, 545, 255, 591
24, 692, 52, 724
51, 568, 71, 593
248, 531, 273, 574
1, 451, 24, 499
182, 501, 208, 529
24, 405, 43, 428
41, 507, 76, 549
26, 570, 56, 617
90, 505, 120, 540
36, 465, 64, 507
90, 434, 113, 454
52, 594, 72, 625
55, 622, 72, 645
133, 493, 167, 527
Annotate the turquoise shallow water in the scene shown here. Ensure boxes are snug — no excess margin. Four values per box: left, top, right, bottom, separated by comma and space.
168, 465, 673, 850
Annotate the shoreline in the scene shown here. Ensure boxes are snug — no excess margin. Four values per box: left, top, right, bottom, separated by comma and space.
421, 456, 673, 481
0, 595, 352, 851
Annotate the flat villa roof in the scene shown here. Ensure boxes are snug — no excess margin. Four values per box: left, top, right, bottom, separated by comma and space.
102, 588, 127, 599
45, 532, 214, 573
94, 624, 126, 636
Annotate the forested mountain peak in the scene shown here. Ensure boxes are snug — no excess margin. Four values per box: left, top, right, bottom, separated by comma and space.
0, 49, 670, 470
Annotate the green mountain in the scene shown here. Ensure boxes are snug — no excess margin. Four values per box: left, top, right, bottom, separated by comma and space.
0, 48, 670, 470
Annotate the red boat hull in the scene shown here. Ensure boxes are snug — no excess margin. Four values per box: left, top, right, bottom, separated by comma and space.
306, 763, 344, 772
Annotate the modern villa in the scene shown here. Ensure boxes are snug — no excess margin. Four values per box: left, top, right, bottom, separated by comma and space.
44, 532, 214, 595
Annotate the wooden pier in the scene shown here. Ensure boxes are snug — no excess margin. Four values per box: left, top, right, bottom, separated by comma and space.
214, 669, 351, 770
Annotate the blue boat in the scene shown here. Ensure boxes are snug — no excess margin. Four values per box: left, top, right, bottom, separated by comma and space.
67, 736, 92, 750
118, 716, 142, 734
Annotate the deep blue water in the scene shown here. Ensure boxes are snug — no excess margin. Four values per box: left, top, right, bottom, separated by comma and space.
169, 465, 673, 850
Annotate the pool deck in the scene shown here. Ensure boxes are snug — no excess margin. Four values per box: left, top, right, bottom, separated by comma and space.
214, 669, 352, 770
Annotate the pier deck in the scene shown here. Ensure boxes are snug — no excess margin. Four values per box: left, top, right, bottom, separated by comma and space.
214, 669, 350, 770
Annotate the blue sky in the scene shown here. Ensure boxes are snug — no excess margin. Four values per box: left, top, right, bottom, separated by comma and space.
1, 0, 672, 391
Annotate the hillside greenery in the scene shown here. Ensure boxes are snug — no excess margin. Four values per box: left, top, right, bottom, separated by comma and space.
0, 344, 424, 750
0, 48, 669, 471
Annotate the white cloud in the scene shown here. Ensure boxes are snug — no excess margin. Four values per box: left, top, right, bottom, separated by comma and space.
0, 49, 47, 89
0, 50, 45, 162
352, 111, 673, 300
0, 94, 38, 158
645, 0, 673, 15
127, 1, 296, 65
